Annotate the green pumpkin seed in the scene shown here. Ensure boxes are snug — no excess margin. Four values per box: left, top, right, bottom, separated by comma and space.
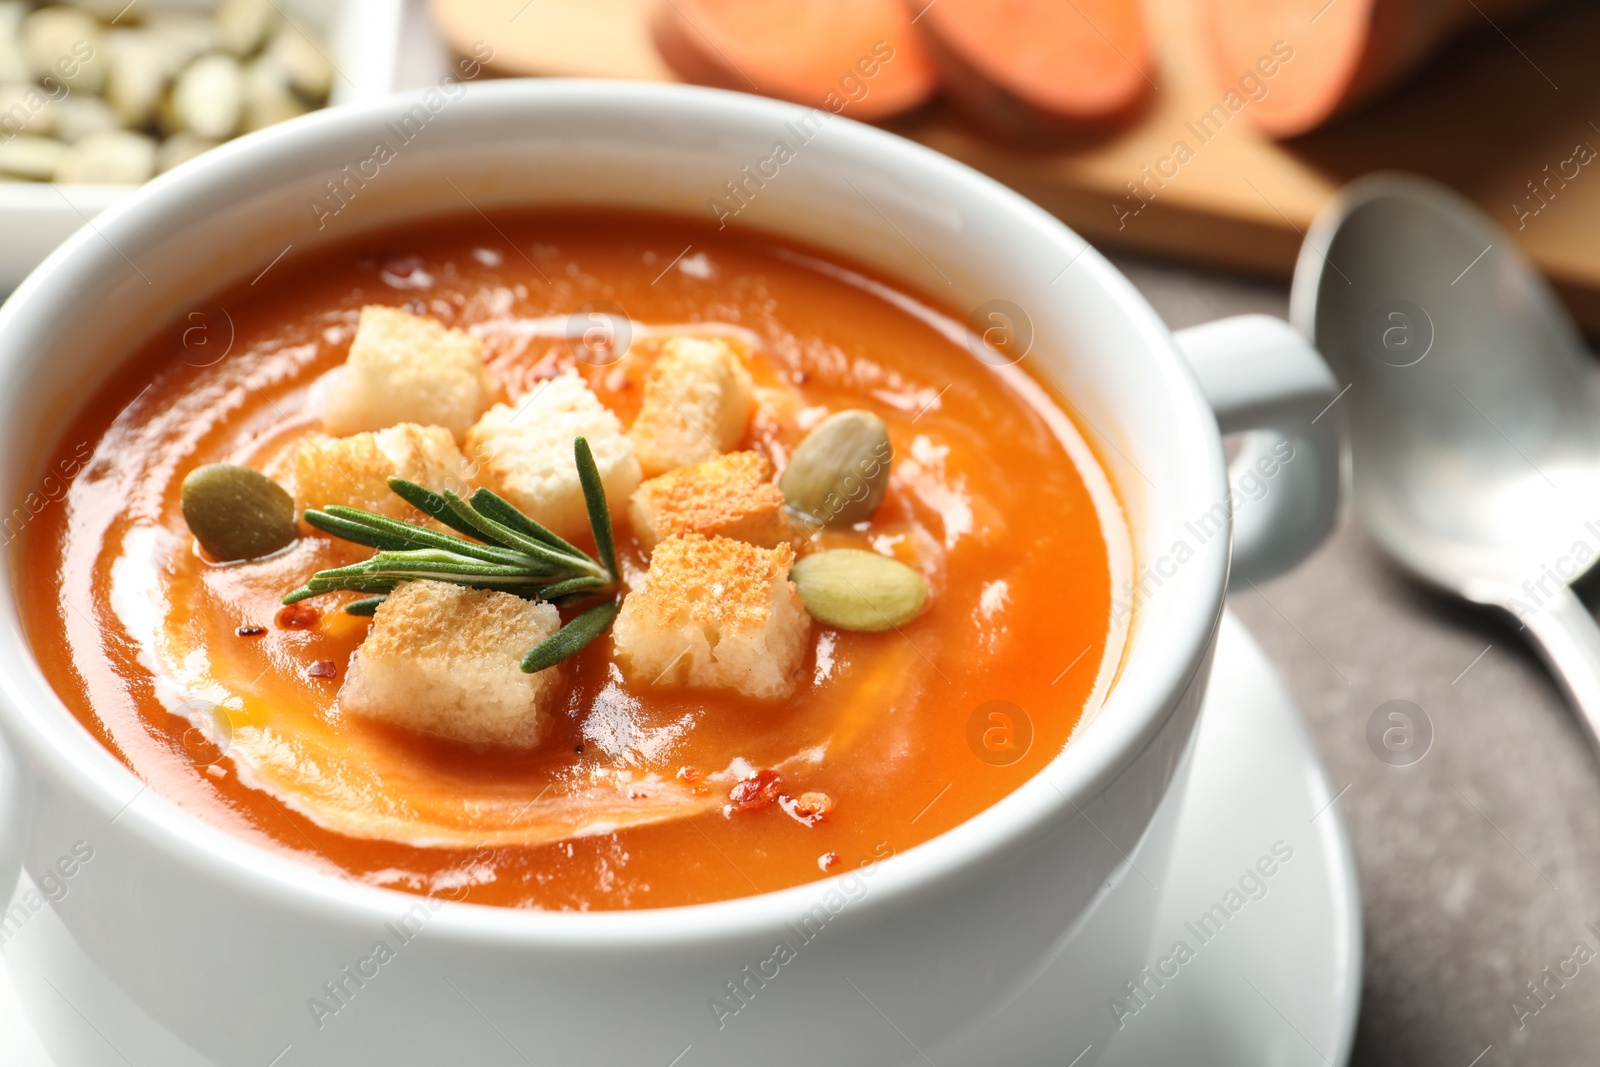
780, 409, 892, 530
791, 549, 928, 632
180, 463, 296, 562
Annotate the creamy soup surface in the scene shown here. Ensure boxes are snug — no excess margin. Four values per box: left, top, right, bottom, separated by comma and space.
20, 210, 1124, 910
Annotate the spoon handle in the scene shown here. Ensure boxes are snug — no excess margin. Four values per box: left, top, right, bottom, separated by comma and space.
1514, 585, 1600, 750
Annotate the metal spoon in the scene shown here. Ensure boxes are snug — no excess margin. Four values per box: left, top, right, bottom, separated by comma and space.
1290, 173, 1600, 747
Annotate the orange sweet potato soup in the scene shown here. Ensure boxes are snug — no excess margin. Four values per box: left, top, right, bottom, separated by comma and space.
18, 209, 1124, 910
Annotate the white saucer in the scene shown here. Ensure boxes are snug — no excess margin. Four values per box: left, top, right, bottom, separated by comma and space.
1096, 611, 1362, 1066
0, 613, 1360, 1066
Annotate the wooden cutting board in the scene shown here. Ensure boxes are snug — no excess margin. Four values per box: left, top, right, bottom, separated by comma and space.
432, 0, 1600, 331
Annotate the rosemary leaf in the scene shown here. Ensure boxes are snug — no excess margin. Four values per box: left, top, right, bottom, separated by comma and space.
438, 488, 527, 550
309, 548, 554, 583
315, 571, 542, 593
299, 575, 398, 596
301, 509, 425, 553
441, 489, 603, 577
538, 575, 611, 600
343, 596, 387, 616
469, 488, 584, 558
386, 478, 489, 541
520, 599, 619, 673
574, 436, 619, 580
312, 507, 528, 565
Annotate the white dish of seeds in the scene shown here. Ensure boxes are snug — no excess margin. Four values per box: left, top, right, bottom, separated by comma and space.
0, 0, 400, 289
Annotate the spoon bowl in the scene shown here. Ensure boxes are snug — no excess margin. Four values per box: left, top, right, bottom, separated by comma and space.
1291, 174, 1600, 741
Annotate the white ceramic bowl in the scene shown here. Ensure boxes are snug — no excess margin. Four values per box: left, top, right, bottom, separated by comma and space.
0, 80, 1340, 1066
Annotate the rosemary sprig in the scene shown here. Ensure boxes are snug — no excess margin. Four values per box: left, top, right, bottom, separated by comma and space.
521, 600, 620, 673
284, 437, 623, 672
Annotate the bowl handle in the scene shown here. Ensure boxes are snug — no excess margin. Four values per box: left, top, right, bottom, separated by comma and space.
1174, 314, 1342, 588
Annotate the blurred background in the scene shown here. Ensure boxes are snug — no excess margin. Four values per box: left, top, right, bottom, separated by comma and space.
6, 1, 1600, 1064
4, 0, 1599, 326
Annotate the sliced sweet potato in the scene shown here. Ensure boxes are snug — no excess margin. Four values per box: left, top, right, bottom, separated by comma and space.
912, 0, 1154, 138
649, 0, 938, 121
1204, 0, 1551, 138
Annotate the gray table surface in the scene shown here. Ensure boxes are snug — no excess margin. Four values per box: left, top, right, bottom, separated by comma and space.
1110, 254, 1600, 1067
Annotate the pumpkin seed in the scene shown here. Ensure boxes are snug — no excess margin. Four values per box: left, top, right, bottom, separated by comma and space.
21, 7, 106, 94
156, 131, 217, 174
780, 409, 892, 529
180, 463, 296, 562
215, 0, 275, 57
267, 23, 332, 100
53, 129, 154, 184
0, 80, 57, 137
143, 11, 220, 77
172, 53, 242, 140
0, 134, 65, 180
791, 549, 928, 632
241, 54, 305, 133
105, 31, 170, 127
54, 94, 118, 144
0, 4, 29, 83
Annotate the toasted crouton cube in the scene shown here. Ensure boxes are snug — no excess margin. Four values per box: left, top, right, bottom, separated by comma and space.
322, 306, 490, 438
629, 451, 788, 550
613, 534, 809, 699
629, 337, 755, 476
464, 372, 642, 541
289, 423, 470, 521
339, 580, 563, 748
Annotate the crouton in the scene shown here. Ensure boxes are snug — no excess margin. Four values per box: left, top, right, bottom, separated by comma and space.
612, 534, 809, 699
339, 580, 563, 748
464, 372, 643, 542
629, 451, 789, 550
629, 336, 755, 476
322, 305, 490, 439
289, 423, 471, 521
